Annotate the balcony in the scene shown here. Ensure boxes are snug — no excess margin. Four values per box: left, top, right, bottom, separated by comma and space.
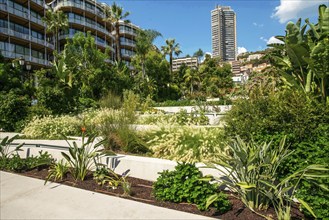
68, 17, 111, 36
120, 41, 136, 48
0, 27, 54, 49
31, 0, 44, 7
54, 1, 105, 19
119, 29, 137, 37
1, 50, 51, 66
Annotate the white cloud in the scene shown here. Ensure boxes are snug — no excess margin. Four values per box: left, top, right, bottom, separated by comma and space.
253, 22, 264, 28
272, 0, 328, 23
238, 47, 247, 54
267, 36, 284, 44
260, 36, 268, 42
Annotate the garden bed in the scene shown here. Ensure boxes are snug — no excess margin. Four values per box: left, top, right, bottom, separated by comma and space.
12, 167, 305, 220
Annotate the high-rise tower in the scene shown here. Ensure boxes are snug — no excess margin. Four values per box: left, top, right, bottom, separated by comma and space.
211, 5, 237, 61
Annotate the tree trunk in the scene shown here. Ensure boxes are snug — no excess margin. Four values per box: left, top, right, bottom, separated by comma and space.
169, 53, 173, 74
115, 23, 121, 62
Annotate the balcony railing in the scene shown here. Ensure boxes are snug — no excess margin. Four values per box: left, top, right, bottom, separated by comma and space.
54, 1, 105, 19
1, 50, 51, 66
119, 29, 137, 37
0, 27, 54, 49
120, 41, 136, 48
59, 33, 115, 52
31, 0, 44, 7
68, 17, 111, 36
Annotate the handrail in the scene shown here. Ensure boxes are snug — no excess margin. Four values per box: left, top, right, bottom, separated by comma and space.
10, 143, 69, 151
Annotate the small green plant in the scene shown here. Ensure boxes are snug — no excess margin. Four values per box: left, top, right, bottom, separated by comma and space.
153, 163, 231, 212
61, 132, 106, 181
25, 150, 54, 170
93, 166, 132, 196
6, 154, 27, 172
0, 135, 23, 159
45, 159, 69, 184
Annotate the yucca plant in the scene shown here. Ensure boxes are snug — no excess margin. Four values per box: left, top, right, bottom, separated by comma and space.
205, 136, 329, 219
61, 132, 106, 181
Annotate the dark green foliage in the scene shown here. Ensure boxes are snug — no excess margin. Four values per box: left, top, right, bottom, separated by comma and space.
0, 151, 53, 172
224, 90, 329, 218
0, 90, 30, 131
153, 163, 231, 213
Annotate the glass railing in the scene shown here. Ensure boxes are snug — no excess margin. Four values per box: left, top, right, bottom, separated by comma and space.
68, 17, 110, 36
119, 29, 137, 36
120, 41, 136, 47
31, 0, 44, 7
1, 50, 51, 66
55, 1, 105, 19
1, 27, 54, 49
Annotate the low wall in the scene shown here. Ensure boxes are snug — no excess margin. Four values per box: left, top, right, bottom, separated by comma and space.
154, 105, 232, 114
12, 143, 224, 182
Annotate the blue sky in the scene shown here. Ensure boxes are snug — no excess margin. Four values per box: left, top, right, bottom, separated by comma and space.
104, 0, 328, 56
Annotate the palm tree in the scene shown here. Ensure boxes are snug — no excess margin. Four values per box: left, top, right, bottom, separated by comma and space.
193, 48, 204, 63
42, 9, 68, 54
161, 38, 182, 74
135, 29, 162, 78
183, 67, 200, 95
103, 2, 130, 62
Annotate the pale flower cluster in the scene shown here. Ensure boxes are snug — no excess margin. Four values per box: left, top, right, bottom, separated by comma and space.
22, 115, 80, 139
146, 126, 227, 163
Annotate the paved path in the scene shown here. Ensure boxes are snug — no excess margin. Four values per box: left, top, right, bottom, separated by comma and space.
0, 171, 216, 220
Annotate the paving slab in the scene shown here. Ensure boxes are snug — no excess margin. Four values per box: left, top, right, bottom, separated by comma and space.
0, 171, 216, 220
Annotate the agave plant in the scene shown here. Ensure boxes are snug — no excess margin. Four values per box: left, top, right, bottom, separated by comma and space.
61, 132, 106, 181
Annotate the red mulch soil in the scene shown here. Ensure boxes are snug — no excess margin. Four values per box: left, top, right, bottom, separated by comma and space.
11, 168, 306, 220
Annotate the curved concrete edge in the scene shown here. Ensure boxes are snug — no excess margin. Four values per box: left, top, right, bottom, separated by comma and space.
0, 171, 217, 220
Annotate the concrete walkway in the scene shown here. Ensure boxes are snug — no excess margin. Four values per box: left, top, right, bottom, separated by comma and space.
0, 171, 216, 220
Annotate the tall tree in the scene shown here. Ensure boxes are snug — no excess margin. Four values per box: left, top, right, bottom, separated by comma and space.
135, 29, 162, 78
42, 9, 68, 54
161, 38, 182, 74
103, 2, 130, 62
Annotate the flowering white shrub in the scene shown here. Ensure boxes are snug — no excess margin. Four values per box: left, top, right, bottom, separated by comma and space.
22, 115, 81, 139
144, 126, 227, 163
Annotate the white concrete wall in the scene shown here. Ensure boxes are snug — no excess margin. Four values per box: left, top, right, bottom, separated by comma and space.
154, 105, 232, 114
8, 143, 224, 182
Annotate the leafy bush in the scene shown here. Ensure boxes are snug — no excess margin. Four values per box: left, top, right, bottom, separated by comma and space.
143, 127, 226, 163
22, 115, 81, 139
0, 90, 30, 131
205, 137, 328, 220
1, 151, 53, 172
153, 163, 231, 212
224, 90, 329, 218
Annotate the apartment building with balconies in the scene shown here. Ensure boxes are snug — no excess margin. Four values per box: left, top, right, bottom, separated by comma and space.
172, 56, 198, 72
51, 0, 116, 61
0, 0, 139, 69
118, 21, 138, 68
0, 0, 54, 68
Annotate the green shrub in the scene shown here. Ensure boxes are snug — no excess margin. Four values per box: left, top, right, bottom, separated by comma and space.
224, 90, 329, 219
153, 163, 231, 212
99, 91, 122, 109
0, 90, 30, 131
206, 137, 328, 220
45, 159, 69, 184
1, 151, 54, 172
